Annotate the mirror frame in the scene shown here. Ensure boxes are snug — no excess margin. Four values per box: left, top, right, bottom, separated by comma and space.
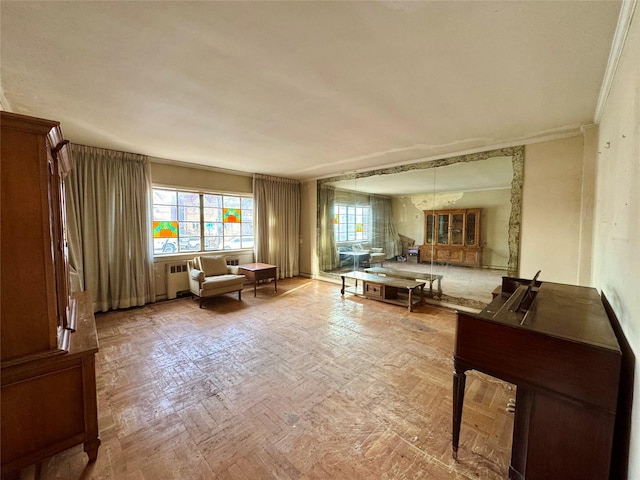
317, 145, 524, 275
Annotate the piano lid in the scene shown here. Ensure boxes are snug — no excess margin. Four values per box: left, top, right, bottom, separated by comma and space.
475, 281, 620, 352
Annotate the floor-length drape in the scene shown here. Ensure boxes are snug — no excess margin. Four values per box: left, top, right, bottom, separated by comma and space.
318, 185, 338, 271
370, 195, 401, 258
65, 144, 156, 312
253, 174, 300, 278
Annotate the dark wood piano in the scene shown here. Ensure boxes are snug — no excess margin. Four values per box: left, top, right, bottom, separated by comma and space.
453, 276, 621, 480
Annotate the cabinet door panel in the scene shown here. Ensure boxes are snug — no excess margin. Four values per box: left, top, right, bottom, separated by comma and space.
464, 251, 480, 266
466, 212, 478, 246
450, 249, 464, 263
451, 214, 464, 245
425, 214, 435, 245
437, 214, 449, 244
436, 249, 450, 261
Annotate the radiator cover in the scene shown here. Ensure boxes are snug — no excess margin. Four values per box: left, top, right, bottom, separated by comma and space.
165, 263, 189, 299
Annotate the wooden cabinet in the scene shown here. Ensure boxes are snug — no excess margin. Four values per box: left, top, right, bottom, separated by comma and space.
1, 112, 100, 478
420, 208, 482, 267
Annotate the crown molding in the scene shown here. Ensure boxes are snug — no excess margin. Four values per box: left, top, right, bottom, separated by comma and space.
594, 0, 637, 124
312, 125, 584, 182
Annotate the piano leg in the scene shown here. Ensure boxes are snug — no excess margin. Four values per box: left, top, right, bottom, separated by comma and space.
452, 367, 467, 459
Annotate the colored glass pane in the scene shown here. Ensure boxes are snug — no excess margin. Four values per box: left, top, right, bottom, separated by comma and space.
153, 221, 179, 238
223, 208, 241, 223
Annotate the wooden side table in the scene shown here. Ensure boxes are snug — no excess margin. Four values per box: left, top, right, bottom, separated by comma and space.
239, 263, 277, 297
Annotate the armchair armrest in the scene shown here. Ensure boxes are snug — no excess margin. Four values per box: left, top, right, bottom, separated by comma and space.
190, 268, 205, 282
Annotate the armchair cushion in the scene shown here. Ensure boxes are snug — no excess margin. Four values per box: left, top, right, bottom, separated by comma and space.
190, 268, 205, 282
199, 256, 228, 277
201, 275, 247, 291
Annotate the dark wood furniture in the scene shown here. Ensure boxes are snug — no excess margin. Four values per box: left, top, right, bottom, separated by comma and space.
1, 112, 100, 479
340, 271, 425, 312
453, 277, 621, 480
239, 263, 277, 296
420, 208, 482, 267
407, 246, 420, 263
364, 267, 443, 297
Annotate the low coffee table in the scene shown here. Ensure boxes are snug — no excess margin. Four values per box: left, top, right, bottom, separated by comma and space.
239, 263, 277, 297
340, 271, 425, 312
365, 267, 443, 298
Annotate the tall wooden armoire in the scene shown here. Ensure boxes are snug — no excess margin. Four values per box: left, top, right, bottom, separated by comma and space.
1, 112, 100, 478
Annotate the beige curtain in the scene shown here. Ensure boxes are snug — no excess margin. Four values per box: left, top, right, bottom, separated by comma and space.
65, 144, 156, 312
318, 185, 337, 270
370, 195, 401, 259
253, 174, 300, 279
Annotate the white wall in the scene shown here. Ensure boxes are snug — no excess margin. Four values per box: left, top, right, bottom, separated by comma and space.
520, 136, 585, 283
592, 5, 640, 476
150, 160, 253, 193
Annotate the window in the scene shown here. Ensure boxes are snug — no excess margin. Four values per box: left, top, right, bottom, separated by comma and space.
152, 188, 254, 255
333, 204, 370, 243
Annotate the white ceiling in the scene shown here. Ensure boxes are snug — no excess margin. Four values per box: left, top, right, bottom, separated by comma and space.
1, 1, 621, 180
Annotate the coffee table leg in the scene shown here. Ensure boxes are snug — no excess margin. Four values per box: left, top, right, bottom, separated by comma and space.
408, 287, 413, 312
341, 276, 346, 295
274, 275, 277, 293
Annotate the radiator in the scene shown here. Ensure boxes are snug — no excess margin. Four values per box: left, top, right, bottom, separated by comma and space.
165, 262, 189, 300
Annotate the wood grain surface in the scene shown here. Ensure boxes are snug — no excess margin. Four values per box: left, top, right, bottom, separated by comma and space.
23, 278, 513, 480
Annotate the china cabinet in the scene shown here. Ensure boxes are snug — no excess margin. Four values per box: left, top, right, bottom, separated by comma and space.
419, 208, 482, 267
1, 112, 100, 478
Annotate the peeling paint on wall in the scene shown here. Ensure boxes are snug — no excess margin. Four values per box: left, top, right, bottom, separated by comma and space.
410, 192, 464, 211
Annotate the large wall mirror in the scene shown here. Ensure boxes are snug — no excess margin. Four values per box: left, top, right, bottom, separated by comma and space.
317, 146, 524, 310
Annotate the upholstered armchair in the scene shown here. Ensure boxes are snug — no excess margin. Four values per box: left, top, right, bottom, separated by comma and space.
337, 246, 354, 268
356, 243, 386, 267
187, 256, 246, 307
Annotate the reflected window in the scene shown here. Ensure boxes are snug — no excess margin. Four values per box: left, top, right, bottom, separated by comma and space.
334, 204, 371, 243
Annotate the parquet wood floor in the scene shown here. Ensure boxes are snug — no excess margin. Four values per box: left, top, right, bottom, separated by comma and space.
23, 278, 514, 479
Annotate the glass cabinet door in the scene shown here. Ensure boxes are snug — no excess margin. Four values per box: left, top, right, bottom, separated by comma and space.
437, 214, 449, 244
451, 213, 464, 245
425, 214, 435, 244
466, 212, 477, 246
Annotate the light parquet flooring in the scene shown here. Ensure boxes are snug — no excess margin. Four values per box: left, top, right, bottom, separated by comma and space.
24, 278, 514, 480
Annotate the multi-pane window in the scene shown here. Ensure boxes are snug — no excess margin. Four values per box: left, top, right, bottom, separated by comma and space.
152, 188, 254, 255
333, 204, 370, 243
